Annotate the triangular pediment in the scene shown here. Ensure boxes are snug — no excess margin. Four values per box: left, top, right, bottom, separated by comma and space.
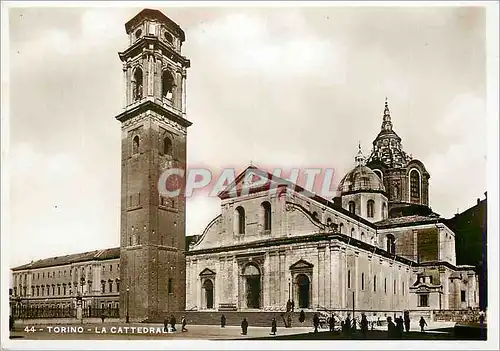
290, 259, 314, 270
199, 268, 216, 276
218, 165, 294, 199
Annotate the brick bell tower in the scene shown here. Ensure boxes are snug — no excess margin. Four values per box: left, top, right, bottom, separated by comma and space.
116, 9, 191, 322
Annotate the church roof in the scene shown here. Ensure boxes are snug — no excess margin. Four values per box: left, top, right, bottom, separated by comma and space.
11, 248, 120, 271
124, 9, 186, 41
374, 214, 441, 228
337, 144, 386, 195
337, 164, 386, 194
366, 99, 412, 168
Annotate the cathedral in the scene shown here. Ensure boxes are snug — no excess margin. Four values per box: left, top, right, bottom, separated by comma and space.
11, 9, 480, 322
185, 100, 479, 314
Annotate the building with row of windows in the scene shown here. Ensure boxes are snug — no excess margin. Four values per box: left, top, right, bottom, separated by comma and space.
10, 9, 482, 322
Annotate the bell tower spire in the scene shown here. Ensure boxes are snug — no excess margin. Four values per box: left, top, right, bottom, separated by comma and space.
381, 97, 393, 132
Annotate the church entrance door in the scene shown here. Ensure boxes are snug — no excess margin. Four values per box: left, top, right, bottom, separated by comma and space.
203, 280, 214, 309
243, 264, 261, 309
297, 274, 310, 309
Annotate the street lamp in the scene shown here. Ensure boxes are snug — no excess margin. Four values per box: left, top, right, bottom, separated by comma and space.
126, 286, 130, 323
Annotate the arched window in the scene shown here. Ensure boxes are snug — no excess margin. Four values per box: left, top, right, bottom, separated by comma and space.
261, 201, 272, 231
351, 228, 355, 238
312, 211, 318, 220
382, 203, 387, 219
367, 200, 375, 218
326, 217, 332, 229
132, 67, 143, 101
386, 234, 396, 254
348, 201, 356, 214
163, 136, 172, 156
132, 135, 139, 154
162, 70, 175, 100
409, 169, 421, 203
360, 232, 365, 242
373, 169, 383, 181
235, 206, 245, 234
339, 223, 344, 234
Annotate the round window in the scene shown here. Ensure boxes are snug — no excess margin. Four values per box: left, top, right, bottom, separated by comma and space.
135, 28, 142, 39
164, 31, 173, 44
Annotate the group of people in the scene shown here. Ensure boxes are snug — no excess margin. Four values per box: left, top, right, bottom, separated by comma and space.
163, 315, 188, 333
311, 311, 429, 338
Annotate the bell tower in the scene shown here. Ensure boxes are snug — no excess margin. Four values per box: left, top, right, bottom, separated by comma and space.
116, 9, 191, 322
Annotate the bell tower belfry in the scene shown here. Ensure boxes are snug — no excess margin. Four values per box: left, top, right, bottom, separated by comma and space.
116, 9, 191, 321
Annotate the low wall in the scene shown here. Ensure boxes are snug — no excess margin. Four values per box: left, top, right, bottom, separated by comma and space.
15, 318, 120, 326
433, 309, 485, 323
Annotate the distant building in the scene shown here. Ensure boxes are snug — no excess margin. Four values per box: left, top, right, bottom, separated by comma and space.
445, 194, 487, 309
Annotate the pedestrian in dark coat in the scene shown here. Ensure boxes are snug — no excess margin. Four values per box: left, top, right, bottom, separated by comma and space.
387, 316, 396, 339
163, 316, 168, 332
271, 318, 277, 335
299, 309, 306, 323
220, 314, 226, 328
181, 316, 188, 332
328, 314, 335, 332
404, 314, 411, 332
313, 313, 320, 333
360, 314, 369, 338
419, 317, 427, 332
396, 317, 404, 338
170, 315, 177, 332
344, 316, 351, 335
241, 318, 248, 335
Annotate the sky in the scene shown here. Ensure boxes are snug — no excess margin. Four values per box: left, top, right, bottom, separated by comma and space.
5, 4, 489, 268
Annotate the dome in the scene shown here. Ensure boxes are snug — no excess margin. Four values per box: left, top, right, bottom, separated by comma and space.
337, 164, 386, 194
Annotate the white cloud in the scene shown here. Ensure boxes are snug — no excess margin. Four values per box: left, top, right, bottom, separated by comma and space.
426, 94, 487, 216
190, 11, 348, 82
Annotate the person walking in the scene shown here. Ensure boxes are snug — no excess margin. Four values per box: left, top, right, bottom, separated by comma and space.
419, 316, 427, 333
170, 315, 177, 332
344, 315, 351, 335
404, 313, 411, 333
313, 313, 320, 333
271, 317, 277, 336
163, 317, 168, 333
387, 316, 395, 339
220, 314, 226, 328
329, 314, 335, 332
396, 316, 404, 338
299, 309, 306, 323
181, 316, 188, 332
241, 318, 248, 335
360, 313, 369, 338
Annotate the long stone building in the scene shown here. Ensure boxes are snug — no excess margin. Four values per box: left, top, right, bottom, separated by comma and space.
11, 9, 481, 321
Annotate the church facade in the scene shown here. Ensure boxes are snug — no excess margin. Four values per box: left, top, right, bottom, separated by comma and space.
11, 9, 480, 321
185, 101, 479, 314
